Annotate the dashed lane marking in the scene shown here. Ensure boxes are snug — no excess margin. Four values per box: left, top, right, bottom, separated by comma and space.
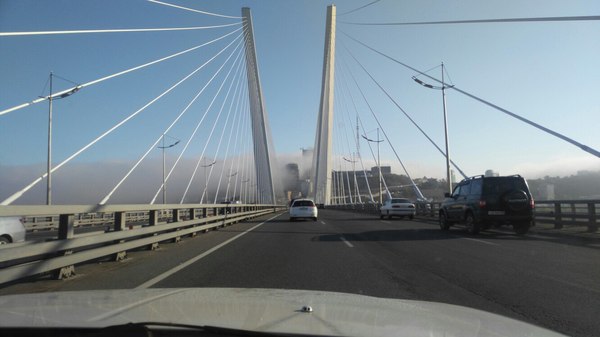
340, 236, 354, 248
462, 237, 500, 246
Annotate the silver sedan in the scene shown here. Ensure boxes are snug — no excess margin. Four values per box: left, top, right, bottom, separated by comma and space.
380, 198, 416, 220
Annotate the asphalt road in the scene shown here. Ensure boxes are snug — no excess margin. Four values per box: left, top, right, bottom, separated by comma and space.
3, 209, 600, 336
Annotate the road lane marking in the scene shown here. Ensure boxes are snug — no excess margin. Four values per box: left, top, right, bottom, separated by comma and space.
320, 220, 326, 224
462, 237, 499, 246
135, 213, 283, 289
533, 272, 600, 295
340, 236, 354, 248
381, 220, 391, 224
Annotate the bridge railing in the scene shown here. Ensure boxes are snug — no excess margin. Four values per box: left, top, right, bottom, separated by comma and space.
327, 200, 600, 232
0, 203, 285, 286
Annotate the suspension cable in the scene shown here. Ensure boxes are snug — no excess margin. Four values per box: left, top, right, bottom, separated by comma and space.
147, 0, 242, 19
339, 42, 425, 200
341, 31, 600, 159
99, 38, 245, 205
338, 0, 382, 17
340, 93, 358, 203
339, 42, 468, 179
336, 62, 374, 201
178, 47, 246, 203
229, 81, 249, 201
339, 15, 600, 26
152, 47, 245, 204
2, 32, 244, 206
0, 23, 241, 37
0, 27, 243, 116
218, 71, 246, 202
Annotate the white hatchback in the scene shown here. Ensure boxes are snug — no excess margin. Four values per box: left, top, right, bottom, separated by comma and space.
289, 199, 318, 222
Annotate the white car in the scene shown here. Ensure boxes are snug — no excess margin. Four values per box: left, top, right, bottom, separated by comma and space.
289, 199, 318, 222
380, 198, 416, 220
0, 216, 26, 244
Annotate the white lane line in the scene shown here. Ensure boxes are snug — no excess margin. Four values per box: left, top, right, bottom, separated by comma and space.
462, 237, 499, 246
381, 220, 391, 224
340, 236, 354, 248
532, 272, 600, 295
136, 213, 282, 289
320, 220, 326, 224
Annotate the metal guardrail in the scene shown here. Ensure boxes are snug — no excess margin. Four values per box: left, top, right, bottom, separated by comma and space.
0, 204, 285, 285
327, 200, 600, 232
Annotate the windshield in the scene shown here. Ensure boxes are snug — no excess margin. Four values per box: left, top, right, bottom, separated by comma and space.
292, 200, 315, 207
1, 1, 598, 337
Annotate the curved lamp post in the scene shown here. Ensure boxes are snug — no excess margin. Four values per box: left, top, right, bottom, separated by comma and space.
157, 134, 180, 204
412, 63, 454, 194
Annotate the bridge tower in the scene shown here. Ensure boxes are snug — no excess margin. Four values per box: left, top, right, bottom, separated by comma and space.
311, 5, 336, 205
242, 8, 279, 204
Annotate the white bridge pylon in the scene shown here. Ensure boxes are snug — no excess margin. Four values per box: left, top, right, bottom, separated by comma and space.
311, 5, 336, 205
242, 7, 280, 204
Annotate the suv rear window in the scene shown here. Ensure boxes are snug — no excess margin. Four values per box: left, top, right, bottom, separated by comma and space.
391, 198, 411, 203
482, 177, 528, 195
292, 200, 314, 207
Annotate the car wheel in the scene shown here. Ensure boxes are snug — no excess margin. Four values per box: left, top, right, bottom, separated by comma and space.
513, 222, 530, 235
439, 212, 450, 230
313, 217, 317, 222
289, 217, 295, 222
465, 212, 480, 234
0, 236, 10, 245
409, 214, 414, 220
380, 214, 384, 219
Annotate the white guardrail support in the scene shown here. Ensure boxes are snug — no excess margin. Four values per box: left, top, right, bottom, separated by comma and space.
0, 204, 285, 286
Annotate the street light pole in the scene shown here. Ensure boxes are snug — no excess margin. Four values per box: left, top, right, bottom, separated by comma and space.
201, 159, 217, 204
343, 156, 359, 204
441, 63, 452, 194
362, 129, 384, 205
44, 72, 81, 205
46, 72, 53, 205
413, 63, 454, 194
377, 128, 382, 205
157, 134, 180, 204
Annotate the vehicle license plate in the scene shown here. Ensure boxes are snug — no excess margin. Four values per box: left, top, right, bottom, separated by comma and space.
488, 211, 505, 215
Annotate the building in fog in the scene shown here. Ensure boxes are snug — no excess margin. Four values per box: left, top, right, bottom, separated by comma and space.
283, 163, 301, 200
371, 166, 391, 175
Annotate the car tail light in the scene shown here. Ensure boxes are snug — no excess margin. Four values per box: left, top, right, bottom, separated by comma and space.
19, 217, 26, 225
408, 205, 415, 208
530, 198, 535, 209
479, 200, 486, 208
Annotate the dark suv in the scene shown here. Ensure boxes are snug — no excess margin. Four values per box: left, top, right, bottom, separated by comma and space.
439, 175, 534, 234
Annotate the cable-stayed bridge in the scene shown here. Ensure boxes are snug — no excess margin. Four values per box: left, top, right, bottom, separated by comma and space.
1, 3, 600, 336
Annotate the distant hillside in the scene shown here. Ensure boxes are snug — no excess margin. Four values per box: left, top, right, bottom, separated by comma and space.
354, 170, 600, 201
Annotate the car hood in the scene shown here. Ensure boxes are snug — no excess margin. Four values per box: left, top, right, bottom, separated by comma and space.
0, 288, 564, 336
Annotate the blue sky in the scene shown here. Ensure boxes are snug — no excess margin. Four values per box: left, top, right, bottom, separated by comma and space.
1, 0, 599, 203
